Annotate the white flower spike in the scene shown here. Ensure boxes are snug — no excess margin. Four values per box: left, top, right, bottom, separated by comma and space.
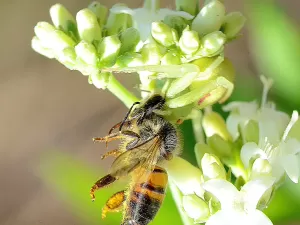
203, 178, 275, 225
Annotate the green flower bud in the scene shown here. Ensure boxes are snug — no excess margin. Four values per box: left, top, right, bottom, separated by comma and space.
179, 26, 201, 55
194, 143, 214, 168
90, 72, 111, 89
197, 31, 226, 57
151, 22, 178, 47
165, 157, 204, 197
98, 35, 121, 67
50, 4, 77, 35
192, 0, 225, 36
175, 0, 199, 16
161, 52, 181, 65
207, 134, 232, 158
119, 27, 140, 54
106, 4, 132, 36
163, 15, 189, 37
117, 52, 144, 68
88, 1, 108, 26
75, 41, 98, 66
141, 43, 163, 65
201, 153, 226, 180
182, 195, 210, 222
243, 120, 259, 144
221, 12, 246, 39
31, 36, 55, 59
34, 22, 76, 51
57, 47, 77, 69
202, 111, 232, 141
76, 8, 102, 43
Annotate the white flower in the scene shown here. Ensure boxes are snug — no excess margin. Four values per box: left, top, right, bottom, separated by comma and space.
241, 111, 300, 183
110, 4, 193, 41
223, 76, 290, 141
203, 178, 274, 225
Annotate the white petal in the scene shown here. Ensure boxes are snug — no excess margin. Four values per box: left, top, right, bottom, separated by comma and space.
280, 154, 299, 183
282, 138, 300, 155
246, 210, 273, 225
241, 142, 267, 168
242, 178, 275, 210
225, 113, 243, 140
202, 179, 238, 209
206, 210, 242, 225
222, 101, 258, 115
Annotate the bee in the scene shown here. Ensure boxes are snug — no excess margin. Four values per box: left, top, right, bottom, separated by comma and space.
90, 94, 181, 225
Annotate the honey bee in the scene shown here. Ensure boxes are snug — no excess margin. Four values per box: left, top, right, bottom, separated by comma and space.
90, 94, 181, 225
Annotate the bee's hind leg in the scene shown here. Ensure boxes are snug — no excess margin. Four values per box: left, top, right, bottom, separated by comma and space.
102, 190, 126, 219
90, 174, 117, 201
100, 149, 121, 159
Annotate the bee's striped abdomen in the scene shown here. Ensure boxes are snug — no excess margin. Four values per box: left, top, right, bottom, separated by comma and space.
122, 166, 168, 225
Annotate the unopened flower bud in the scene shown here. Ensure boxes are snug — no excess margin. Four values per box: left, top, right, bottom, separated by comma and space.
207, 134, 232, 158
192, 0, 225, 36
119, 27, 140, 54
201, 153, 226, 180
88, 1, 108, 26
182, 195, 210, 222
179, 26, 201, 55
243, 120, 259, 144
163, 15, 189, 36
221, 12, 246, 39
76, 8, 102, 43
57, 47, 77, 69
106, 4, 132, 35
50, 4, 76, 34
35, 22, 76, 51
175, 0, 199, 16
31, 36, 55, 59
194, 143, 214, 167
161, 52, 181, 65
198, 31, 226, 57
117, 52, 144, 68
141, 43, 162, 65
98, 35, 121, 67
90, 72, 111, 89
202, 111, 232, 141
165, 157, 204, 197
75, 41, 97, 66
151, 22, 178, 47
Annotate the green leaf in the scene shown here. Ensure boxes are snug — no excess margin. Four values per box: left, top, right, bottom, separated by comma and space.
38, 151, 183, 225
247, 0, 300, 107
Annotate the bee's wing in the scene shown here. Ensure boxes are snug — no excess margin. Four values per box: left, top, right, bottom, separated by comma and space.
109, 135, 162, 179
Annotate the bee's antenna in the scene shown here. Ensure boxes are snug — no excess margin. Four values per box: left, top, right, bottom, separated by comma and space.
119, 101, 140, 131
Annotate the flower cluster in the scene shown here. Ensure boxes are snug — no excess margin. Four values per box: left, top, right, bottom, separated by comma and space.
32, 0, 245, 119
166, 76, 300, 225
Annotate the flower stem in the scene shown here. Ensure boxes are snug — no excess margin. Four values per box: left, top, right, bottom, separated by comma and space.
107, 74, 139, 108
169, 181, 194, 225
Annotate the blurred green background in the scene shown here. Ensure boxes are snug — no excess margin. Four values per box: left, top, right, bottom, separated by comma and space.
1, 0, 300, 224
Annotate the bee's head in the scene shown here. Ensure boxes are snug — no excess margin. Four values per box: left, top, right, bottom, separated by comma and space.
143, 94, 165, 112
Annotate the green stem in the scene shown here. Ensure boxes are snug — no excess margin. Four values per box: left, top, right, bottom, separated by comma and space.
191, 109, 205, 144
169, 181, 194, 225
107, 74, 139, 108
